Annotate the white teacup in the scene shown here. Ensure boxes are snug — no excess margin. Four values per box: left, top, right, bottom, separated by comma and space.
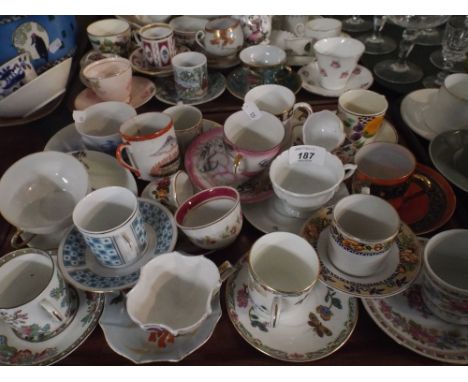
163, 104, 203, 152
283, 15, 309, 36
302, 110, 345, 152
297, 18, 342, 43
195, 17, 244, 57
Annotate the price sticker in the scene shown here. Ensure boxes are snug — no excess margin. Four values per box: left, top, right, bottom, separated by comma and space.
242, 102, 262, 121
288, 145, 326, 166
49, 38, 63, 54
72, 110, 87, 124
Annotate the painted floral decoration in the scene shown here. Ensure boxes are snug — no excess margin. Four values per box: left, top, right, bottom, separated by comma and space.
331, 61, 341, 69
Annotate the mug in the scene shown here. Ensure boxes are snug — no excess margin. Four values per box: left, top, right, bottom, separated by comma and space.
0, 248, 76, 342
327, 194, 400, 277
296, 18, 342, 43
86, 18, 131, 56
0, 53, 37, 99
337, 89, 388, 148
172, 52, 208, 100
195, 17, 244, 57
116, 112, 180, 180
247, 232, 320, 328
72, 186, 148, 268
135, 23, 176, 68
145, 170, 194, 210
163, 104, 203, 153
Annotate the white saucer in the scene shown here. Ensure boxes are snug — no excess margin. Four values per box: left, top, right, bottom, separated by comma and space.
225, 257, 358, 363
99, 292, 221, 364
400, 88, 438, 140
287, 55, 315, 67
0, 287, 104, 365
242, 183, 349, 234
298, 62, 373, 97
58, 199, 177, 293
44, 123, 85, 152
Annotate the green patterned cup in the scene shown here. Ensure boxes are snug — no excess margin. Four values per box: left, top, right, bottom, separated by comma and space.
172, 52, 208, 100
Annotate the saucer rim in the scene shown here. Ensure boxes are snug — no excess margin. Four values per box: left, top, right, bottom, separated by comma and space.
129, 47, 174, 77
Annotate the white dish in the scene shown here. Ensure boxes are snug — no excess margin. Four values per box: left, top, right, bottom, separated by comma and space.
44, 123, 85, 152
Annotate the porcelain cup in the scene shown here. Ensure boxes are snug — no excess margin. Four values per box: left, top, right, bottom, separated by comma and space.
73, 186, 148, 268
0, 53, 37, 99
175, 186, 242, 250
313, 37, 365, 90
73, 101, 137, 154
169, 16, 209, 48
223, 110, 284, 180
82, 57, 132, 103
163, 104, 203, 153
296, 18, 342, 43
145, 170, 194, 210
116, 112, 180, 180
239, 45, 290, 84
269, 146, 356, 218
327, 194, 400, 277
87, 18, 131, 56
247, 232, 320, 328
422, 73, 468, 134
337, 89, 388, 148
195, 17, 244, 57
283, 15, 309, 37
302, 110, 346, 152
135, 23, 176, 68
0, 248, 76, 342
172, 52, 208, 100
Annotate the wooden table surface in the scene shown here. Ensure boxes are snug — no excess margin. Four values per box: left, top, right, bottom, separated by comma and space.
0, 16, 467, 366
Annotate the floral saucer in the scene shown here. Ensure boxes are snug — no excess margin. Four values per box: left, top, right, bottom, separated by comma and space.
226, 66, 302, 100
99, 291, 221, 364
0, 287, 104, 365
298, 62, 373, 97
300, 206, 423, 298
243, 183, 349, 234
154, 72, 226, 106
400, 88, 438, 140
129, 48, 174, 77
225, 256, 358, 363
184, 128, 273, 204
58, 199, 177, 293
363, 276, 468, 364
74, 76, 156, 110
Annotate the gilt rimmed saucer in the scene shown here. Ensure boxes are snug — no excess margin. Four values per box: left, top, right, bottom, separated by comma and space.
363, 276, 468, 365
400, 88, 438, 140
0, 288, 104, 365
99, 291, 221, 364
225, 256, 358, 363
129, 48, 174, 77
226, 66, 302, 100
300, 206, 423, 298
243, 183, 349, 234
184, 128, 273, 204
74, 76, 156, 110
298, 62, 373, 97
58, 199, 177, 293
154, 72, 226, 106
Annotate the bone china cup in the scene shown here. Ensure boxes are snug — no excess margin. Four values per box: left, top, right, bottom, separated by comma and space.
86, 18, 131, 56
195, 17, 244, 57
0, 248, 75, 342
175, 186, 242, 250
296, 17, 342, 43
239, 45, 289, 83
163, 104, 203, 153
302, 110, 345, 152
145, 170, 194, 211
422, 229, 468, 325
327, 194, 400, 277
172, 52, 208, 100
136, 23, 176, 68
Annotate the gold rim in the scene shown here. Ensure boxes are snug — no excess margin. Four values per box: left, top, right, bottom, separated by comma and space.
83, 58, 131, 80
205, 17, 240, 32
139, 23, 173, 40
87, 19, 131, 38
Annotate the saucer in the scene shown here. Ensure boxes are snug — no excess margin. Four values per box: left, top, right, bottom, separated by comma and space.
58, 199, 177, 293
298, 62, 373, 97
300, 206, 423, 298
286, 55, 315, 67
225, 256, 358, 363
0, 287, 104, 365
226, 66, 302, 100
44, 123, 85, 152
207, 54, 241, 70
129, 48, 173, 77
400, 88, 438, 140
99, 291, 221, 364
184, 128, 273, 204
154, 72, 226, 106
74, 76, 156, 110
243, 183, 349, 234
430, 130, 468, 192
363, 276, 468, 364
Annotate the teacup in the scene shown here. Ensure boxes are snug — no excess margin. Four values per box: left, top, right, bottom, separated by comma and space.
313, 37, 365, 90
223, 110, 284, 179
0, 248, 76, 342
239, 45, 290, 84
73, 101, 137, 154
283, 15, 309, 37
422, 229, 468, 325
135, 23, 176, 68
72, 186, 148, 268
175, 186, 242, 250
302, 110, 345, 152
86, 18, 131, 56
145, 170, 194, 210
422, 73, 468, 134
82, 57, 132, 102
337, 89, 388, 148
247, 232, 320, 328
269, 146, 356, 217
296, 18, 342, 43
327, 194, 400, 277
163, 104, 203, 152
172, 52, 208, 100
0, 53, 37, 99
195, 17, 244, 57
116, 112, 180, 180
169, 16, 209, 48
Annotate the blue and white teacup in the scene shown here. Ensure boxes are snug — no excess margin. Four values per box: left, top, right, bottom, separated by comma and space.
72, 186, 148, 268
0, 53, 37, 99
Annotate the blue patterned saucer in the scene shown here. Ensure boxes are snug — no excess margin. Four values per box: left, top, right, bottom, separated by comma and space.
57, 199, 177, 293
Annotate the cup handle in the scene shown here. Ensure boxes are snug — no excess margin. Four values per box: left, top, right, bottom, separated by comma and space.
10, 229, 35, 249
270, 296, 281, 328
218, 261, 234, 283
116, 144, 141, 178
399, 173, 433, 205
132, 30, 142, 47
292, 102, 313, 122
232, 153, 244, 175
40, 299, 65, 322
295, 23, 305, 37
115, 233, 139, 263
195, 31, 206, 52
343, 163, 358, 180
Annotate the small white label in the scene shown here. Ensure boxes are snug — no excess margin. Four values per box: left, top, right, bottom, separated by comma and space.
288, 145, 326, 166
49, 38, 62, 54
242, 102, 262, 121
72, 110, 87, 124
